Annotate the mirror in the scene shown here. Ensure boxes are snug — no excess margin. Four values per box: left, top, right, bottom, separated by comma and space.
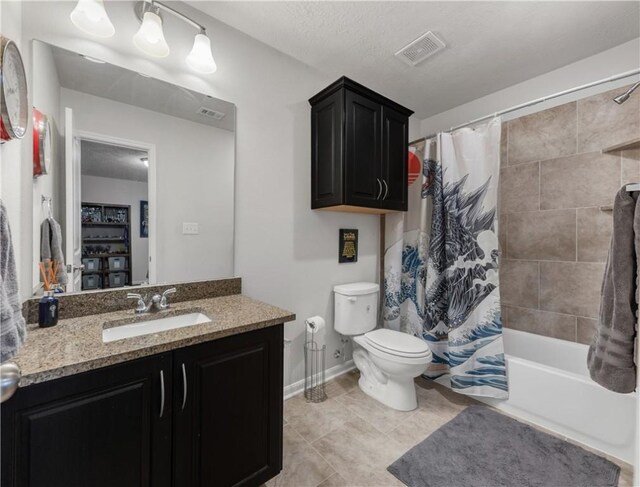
31, 40, 235, 295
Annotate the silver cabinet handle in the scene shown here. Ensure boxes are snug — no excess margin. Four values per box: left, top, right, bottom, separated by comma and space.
0, 362, 20, 403
181, 363, 187, 411
159, 370, 165, 418
376, 178, 383, 199
382, 180, 389, 200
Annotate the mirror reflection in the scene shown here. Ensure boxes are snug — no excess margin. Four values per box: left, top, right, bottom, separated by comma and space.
32, 40, 236, 295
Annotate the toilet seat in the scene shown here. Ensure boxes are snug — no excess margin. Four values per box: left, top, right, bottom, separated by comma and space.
355, 329, 432, 366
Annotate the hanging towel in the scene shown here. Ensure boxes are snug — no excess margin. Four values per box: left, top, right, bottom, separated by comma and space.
587, 187, 638, 393
0, 200, 26, 362
41, 217, 67, 285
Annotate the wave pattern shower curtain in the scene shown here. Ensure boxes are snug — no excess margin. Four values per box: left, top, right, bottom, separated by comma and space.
384, 119, 507, 398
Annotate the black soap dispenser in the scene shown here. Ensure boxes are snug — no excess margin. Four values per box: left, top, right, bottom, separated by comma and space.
38, 290, 59, 328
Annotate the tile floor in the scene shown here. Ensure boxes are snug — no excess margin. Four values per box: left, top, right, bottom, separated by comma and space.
267, 370, 633, 487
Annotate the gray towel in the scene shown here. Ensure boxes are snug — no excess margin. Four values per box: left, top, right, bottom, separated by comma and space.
0, 200, 26, 362
41, 217, 67, 285
587, 187, 638, 393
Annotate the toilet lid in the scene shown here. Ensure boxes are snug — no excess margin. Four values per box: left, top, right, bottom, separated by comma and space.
364, 329, 431, 357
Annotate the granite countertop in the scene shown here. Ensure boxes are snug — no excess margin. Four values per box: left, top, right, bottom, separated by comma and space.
13, 294, 295, 387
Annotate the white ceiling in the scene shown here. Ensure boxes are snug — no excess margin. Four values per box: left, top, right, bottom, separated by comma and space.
81, 139, 149, 182
190, 1, 640, 119
46, 41, 236, 131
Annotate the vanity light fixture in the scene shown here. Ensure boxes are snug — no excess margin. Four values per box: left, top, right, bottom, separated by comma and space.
134, 1, 217, 73
70, 0, 115, 38
133, 3, 170, 58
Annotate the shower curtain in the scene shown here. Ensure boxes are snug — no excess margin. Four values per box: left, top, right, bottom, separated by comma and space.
384, 118, 507, 399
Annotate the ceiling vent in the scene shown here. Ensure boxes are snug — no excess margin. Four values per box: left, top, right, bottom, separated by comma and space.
395, 31, 446, 67
197, 107, 226, 120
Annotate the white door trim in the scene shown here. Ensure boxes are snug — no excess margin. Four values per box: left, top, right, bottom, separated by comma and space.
75, 130, 157, 284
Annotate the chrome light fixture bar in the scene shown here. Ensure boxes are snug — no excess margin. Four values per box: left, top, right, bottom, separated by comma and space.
134, 1, 217, 73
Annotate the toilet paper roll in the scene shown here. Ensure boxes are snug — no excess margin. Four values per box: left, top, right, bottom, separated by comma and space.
305, 316, 326, 335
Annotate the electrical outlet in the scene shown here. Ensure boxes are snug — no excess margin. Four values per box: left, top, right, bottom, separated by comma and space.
182, 222, 199, 235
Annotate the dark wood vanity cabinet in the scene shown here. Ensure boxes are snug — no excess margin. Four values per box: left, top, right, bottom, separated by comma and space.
1, 353, 173, 487
172, 325, 283, 487
1, 325, 284, 487
310, 77, 414, 213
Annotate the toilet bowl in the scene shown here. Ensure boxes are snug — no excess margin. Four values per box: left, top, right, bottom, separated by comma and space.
333, 283, 432, 412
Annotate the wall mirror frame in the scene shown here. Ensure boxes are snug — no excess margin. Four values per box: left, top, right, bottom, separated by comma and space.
31, 39, 236, 296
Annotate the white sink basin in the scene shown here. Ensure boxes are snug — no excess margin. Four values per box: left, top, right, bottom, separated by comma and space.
103, 312, 211, 343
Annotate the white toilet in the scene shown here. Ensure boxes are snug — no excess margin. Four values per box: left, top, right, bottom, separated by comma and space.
334, 282, 432, 411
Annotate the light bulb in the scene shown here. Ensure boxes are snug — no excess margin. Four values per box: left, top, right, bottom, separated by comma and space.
70, 0, 115, 38
186, 33, 217, 74
133, 11, 170, 58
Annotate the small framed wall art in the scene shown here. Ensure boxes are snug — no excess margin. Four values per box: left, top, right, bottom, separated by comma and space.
339, 229, 358, 263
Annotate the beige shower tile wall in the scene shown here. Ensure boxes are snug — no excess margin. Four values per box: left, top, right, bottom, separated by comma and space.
499, 84, 640, 345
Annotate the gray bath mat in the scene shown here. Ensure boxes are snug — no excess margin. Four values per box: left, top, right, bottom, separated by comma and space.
388, 405, 620, 487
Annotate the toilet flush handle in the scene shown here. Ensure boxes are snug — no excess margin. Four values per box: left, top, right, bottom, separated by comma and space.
348, 297, 357, 303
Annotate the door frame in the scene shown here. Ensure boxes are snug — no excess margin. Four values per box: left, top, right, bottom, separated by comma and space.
75, 130, 158, 284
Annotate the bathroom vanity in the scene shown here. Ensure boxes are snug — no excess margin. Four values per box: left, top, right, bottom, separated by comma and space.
1, 291, 295, 487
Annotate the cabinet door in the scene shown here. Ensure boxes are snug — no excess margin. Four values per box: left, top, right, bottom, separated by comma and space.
173, 325, 283, 487
1, 354, 172, 487
380, 106, 409, 211
311, 90, 343, 208
344, 90, 382, 207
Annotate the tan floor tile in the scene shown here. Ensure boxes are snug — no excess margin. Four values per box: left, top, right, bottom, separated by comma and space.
311, 416, 406, 486
386, 406, 454, 451
316, 473, 348, 487
618, 465, 634, 487
414, 377, 477, 413
285, 394, 356, 443
335, 386, 414, 434
324, 370, 360, 399
267, 425, 335, 487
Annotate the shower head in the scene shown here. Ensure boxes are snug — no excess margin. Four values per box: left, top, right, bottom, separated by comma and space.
613, 81, 640, 104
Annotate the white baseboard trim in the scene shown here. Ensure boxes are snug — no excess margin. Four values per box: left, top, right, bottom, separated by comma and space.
283, 360, 356, 400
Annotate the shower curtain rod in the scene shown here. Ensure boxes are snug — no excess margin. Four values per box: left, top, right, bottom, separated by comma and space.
411, 68, 640, 145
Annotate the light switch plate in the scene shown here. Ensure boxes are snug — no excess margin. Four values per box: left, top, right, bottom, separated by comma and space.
183, 222, 199, 235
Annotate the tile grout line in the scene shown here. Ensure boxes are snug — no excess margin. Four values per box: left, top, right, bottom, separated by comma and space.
503, 303, 598, 321
503, 257, 606, 265
287, 424, 339, 487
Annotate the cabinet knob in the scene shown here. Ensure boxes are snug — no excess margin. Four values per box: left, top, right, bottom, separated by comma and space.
0, 362, 20, 403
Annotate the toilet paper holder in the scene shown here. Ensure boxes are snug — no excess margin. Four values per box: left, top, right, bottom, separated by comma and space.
304, 317, 327, 403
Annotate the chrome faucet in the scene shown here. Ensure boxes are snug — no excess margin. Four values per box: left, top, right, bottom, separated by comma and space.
127, 288, 177, 313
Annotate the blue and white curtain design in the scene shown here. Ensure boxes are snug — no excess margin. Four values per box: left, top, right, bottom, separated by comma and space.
384, 119, 507, 399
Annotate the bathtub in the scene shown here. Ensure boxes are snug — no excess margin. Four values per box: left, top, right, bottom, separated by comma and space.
476, 328, 636, 464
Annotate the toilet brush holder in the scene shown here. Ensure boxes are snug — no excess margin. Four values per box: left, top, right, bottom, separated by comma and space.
304, 321, 327, 403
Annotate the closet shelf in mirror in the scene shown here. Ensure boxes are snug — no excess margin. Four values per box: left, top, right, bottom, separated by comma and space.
82, 253, 130, 258
82, 269, 130, 275
83, 238, 126, 243
82, 222, 129, 227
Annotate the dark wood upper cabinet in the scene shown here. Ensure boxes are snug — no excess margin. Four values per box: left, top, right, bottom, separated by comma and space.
310, 77, 414, 214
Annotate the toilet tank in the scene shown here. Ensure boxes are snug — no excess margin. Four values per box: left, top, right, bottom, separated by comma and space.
333, 282, 379, 336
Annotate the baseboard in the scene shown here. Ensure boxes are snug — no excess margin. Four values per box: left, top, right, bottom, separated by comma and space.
283, 360, 356, 400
